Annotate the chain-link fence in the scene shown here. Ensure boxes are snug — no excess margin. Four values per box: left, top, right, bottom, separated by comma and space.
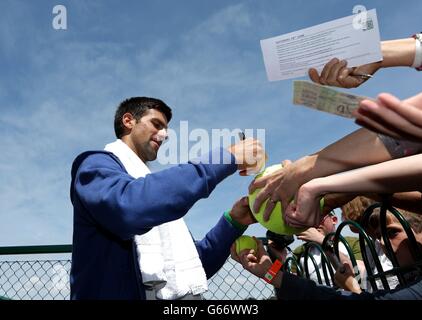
0, 242, 275, 300
2, 202, 421, 300
0, 259, 71, 300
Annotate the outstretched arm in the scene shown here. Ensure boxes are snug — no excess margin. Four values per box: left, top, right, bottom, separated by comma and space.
284, 154, 422, 228
308, 38, 417, 88
319, 191, 422, 215
249, 128, 392, 217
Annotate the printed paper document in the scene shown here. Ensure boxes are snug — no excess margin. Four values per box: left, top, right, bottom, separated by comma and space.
261, 9, 382, 81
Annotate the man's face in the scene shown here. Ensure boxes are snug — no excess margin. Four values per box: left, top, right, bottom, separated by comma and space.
317, 214, 337, 235
128, 109, 168, 162
376, 219, 421, 267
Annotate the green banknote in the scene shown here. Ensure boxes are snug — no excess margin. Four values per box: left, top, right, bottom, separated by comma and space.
293, 80, 370, 118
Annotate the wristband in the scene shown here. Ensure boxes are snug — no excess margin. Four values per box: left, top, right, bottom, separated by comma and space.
411, 33, 422, 71
223, 210, 248, 232
263, 259, 282, 284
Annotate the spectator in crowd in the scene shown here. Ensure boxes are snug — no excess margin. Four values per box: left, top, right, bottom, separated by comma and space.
231, 207, 422, 300
334, 209, 422, 295
340, 196, 399, 292
291, 211, 361, 285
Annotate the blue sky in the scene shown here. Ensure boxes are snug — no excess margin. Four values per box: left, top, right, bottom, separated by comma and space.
0, 0, 421, 247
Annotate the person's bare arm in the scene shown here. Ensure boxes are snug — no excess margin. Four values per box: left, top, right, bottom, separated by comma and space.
309, 38, 417, 88
380, 38, 416, 68
334, 263, 362, 294
250, 128, 392, 217
285, 154, 422, 228
305, 190, 422, 216
367, 192, 422, 214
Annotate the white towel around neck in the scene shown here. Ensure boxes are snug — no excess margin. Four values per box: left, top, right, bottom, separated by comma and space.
104, 139, 208, 299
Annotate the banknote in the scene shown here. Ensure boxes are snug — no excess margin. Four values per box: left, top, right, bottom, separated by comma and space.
293, 80, 371, 118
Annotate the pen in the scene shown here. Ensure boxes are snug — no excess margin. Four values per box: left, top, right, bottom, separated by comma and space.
351, 73, 373, 80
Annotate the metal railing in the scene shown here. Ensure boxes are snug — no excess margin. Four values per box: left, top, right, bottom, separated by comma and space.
295, 202, 422, 292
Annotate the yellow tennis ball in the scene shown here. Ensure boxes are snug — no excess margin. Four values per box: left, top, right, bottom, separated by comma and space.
248, 164, 306, 236
235, 235, 258, 255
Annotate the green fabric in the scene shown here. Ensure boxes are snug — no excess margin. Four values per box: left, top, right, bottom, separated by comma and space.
223, 210, 248, 232
343, 236, 363, 261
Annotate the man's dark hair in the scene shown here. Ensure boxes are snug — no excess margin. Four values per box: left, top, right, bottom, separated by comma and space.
114, 97, 172, 138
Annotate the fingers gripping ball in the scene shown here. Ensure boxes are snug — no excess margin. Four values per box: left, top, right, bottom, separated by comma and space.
248, 164, 305, 236
235, 236, 258, 255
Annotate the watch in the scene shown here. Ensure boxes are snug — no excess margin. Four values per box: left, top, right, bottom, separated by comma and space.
411, 33, 422, 71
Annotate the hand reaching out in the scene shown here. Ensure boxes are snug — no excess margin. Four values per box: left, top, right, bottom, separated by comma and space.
354, 92, 422, 142
308, 58, 381, 89
334, 262, 362, 294
249, 159, 303, 221
230, 238, 273, 279
283, 179, 325, 229
296, 227, 325, 244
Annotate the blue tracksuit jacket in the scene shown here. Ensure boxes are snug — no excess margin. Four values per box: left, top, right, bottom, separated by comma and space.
70, 148, 243, 299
